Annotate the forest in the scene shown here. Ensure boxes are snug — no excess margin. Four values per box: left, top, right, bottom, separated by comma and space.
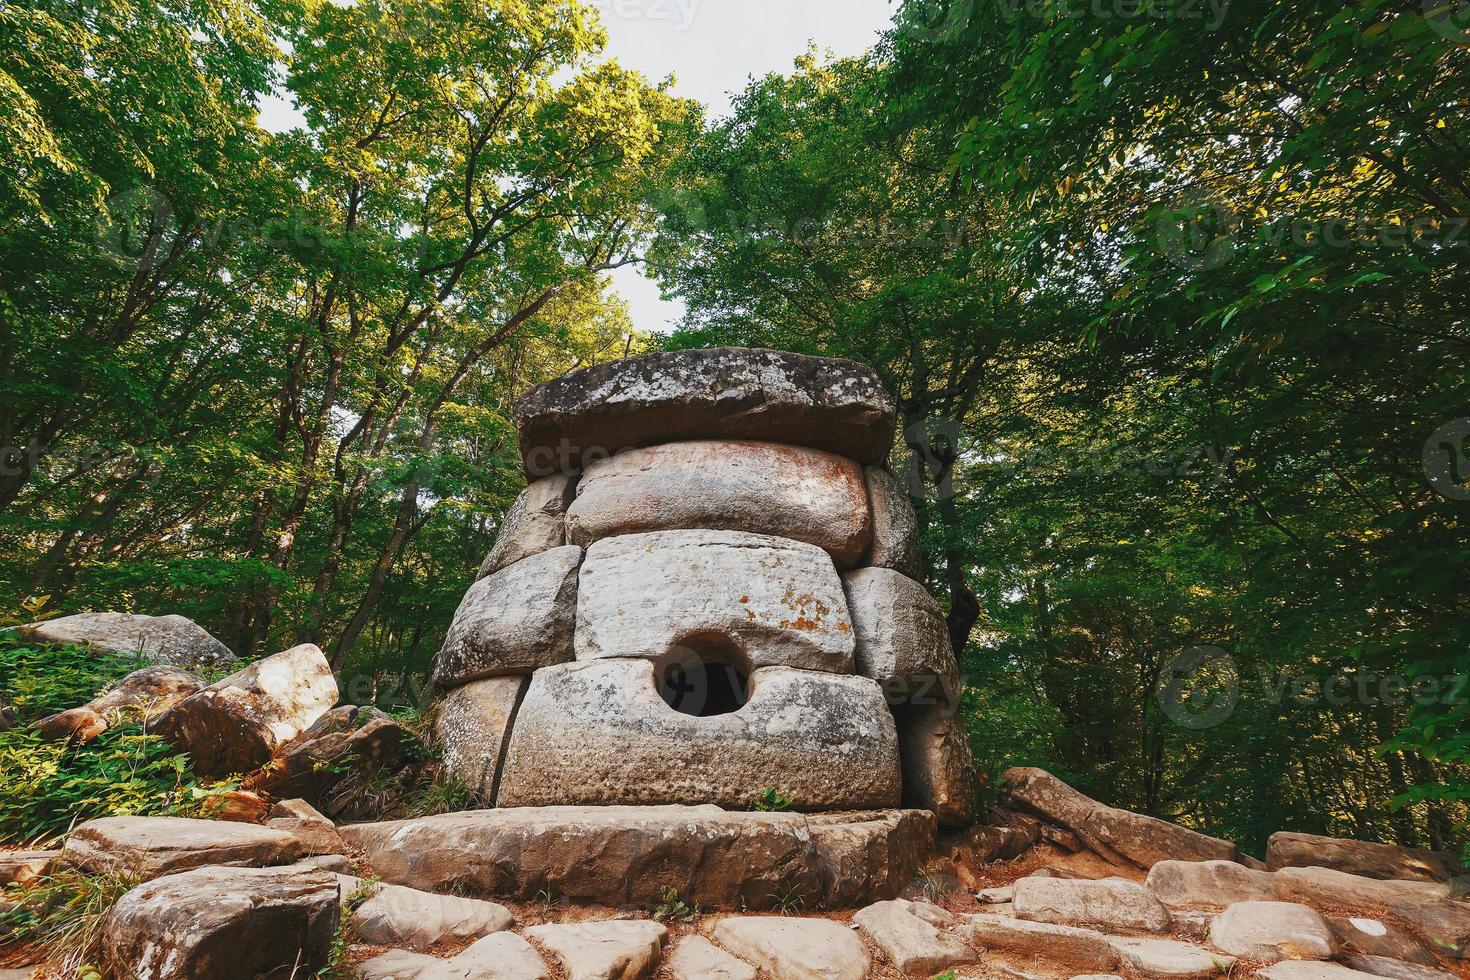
2, 0, 1467, 858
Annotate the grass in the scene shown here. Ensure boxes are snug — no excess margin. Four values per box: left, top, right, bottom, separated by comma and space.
751, 787, 793, 812
1, 869, 140, 975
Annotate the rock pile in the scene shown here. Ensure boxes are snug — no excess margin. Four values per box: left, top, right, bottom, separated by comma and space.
432, 348, 979, 826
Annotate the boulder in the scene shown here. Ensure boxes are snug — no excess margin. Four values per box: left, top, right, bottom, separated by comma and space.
863, 466, 922, 579
958, 916, 1124, 973
574, 530, 855, 674
853, 899, 978, 975
265, 799, 346, 857
357, 933, 551, 980
565, 440, 872, 567
1145, 859, 1279, 910
1012, 876, 1172, 934
1105, 937, 1236, 980
0, 850, 57, 888
1267, 832, 1463, 884
1001, 768, 1240, 869
1341, 956, 1459, 980
478, 473, 578, 579
153, 643, 337, 777
22, 612, 235, 669
1329, 916, 1438, 965
433, 676, 525, 802
524, 920, 667, 980
337, 805, 934, 911
843, 567, 958, 704
245, 704, 408, 816
893, 704, 978, 828
1273, 867, 1469, 957
62, 816, 305, 880
434, 546, 581, 687
36, 665, 206, 742
1209, 901, 1338, 963
337, 876, 514, 950
513, 347, 897, 477
1258, 965, 1385, 980
103, 865, 339, 979
711, 916, 870, 980
667, 936, 757, 980
497, 660, 900, 811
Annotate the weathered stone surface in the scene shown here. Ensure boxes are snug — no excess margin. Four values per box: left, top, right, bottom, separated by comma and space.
854, 899, 978, 975
1273, 867, 1468, 958
1330, 916, 1438, 965
959, 916, 1124, 973
863, 466, 922, 579
434, 676, 525, 802
37, 665, 205, 742
337, 805, 934, 911
246, 705, 408, 817
894, 704, 978, 828
525, 921, 667, 980
479, 474, 578, 579
514, 347, 897, 477
843, 568, 957, 703
566, 440, 872, 567
1267, 832, 1463, 884
667, 936, 756, 980
497, 660, 899, 810
62, 816, 305, 880
23, 612, 235, 669
712, 917, 870, 980
154, 642, 338, 777
103, 865, 338, 979
357, 934, 551, 980
1001, 768, 1240, 869
1258, 964, 1384, 980
339, 877, 514, 950
1342, 956, 1459, 980
574, 530, 855, 673
1013, 876, 1172, 934
1105, 937, 1235, 980
265, 799, 346, 857
0, 850, 57, 888
1209, 901, 1338, 963
435, 546, 581, 687
1145, 859, 1278, 910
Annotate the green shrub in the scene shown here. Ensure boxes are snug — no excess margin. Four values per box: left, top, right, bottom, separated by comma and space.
0, 636, 148, 721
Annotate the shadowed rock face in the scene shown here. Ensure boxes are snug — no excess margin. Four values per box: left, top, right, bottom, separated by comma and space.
512, 347, 897, 477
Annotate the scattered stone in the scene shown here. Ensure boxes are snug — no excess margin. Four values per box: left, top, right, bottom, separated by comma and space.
1267, 832, 1463, 884
479, 473, 578, 579
1105, 937, 1235, 980
959, 916, 1124, 973
1257, 964, 1384, 980
979, 886, 1016, 904
356, 949, 442, 980
433, 676, 525, 801
1273, 867, 1468, 957
894, 704, 978, 828
1329, 916, 1438, 965
1209, 901, 1338, 963
713, 916, 870, 980
343, 878, 514, 950
36, 666, 205, 741
434, 546, 582, 686
524, 920, 667, 980
1146, 859, 1279, 909
1341, 956, 1459, 980
1012, 875, 1172, 934
22, 612, 236, 669
573, 529, 856, 673
853, 899, 978, 975
338, 805, 933, 911
249, 704, 408, 817
1001, 768, 1240, 869
296, 854, 351, 873
863, 466, 922, 579
154, 642, 338, 777
497, 660, 900, 811
266, 799, 346, 856
949, 824, 1034, 866
843, 567, 958, 703
0, 850, 57, 888
566, 440, 872, 567
1169, 909, 1215, 941
452, 933, 554, 979
62, 816, 305, 880
667, 935, 757, 980
103, 865, 339, 979
513, 347, 897, 477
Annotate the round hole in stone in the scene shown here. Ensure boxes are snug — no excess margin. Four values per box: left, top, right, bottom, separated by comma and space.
657, 634, 751, 717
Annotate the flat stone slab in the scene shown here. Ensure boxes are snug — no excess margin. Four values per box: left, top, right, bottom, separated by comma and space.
668, 936, 757, 980
513, 347, 897, 477
853, 899, 977, 975
357, 933, 550, 980
524, 921, 667, 980
1268, 831, 1462, 884
0, 850, 58, 888
712, 916, 870, 980
62, 816, 305, 880
1013, 875, 1172, 934
1146, 859, 1279, 910
338, 805, 934, 911
566, 440, 872, 567
1210, 901, 1338, 963
496, 660, 900, 811
574, 529, 856, 673
335, 874, 515, 950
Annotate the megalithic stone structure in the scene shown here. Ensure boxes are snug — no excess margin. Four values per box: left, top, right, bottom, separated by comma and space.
431, 347, 979, 828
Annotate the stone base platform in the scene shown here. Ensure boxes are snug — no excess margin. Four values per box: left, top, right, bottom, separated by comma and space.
338, 805, 935, 911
